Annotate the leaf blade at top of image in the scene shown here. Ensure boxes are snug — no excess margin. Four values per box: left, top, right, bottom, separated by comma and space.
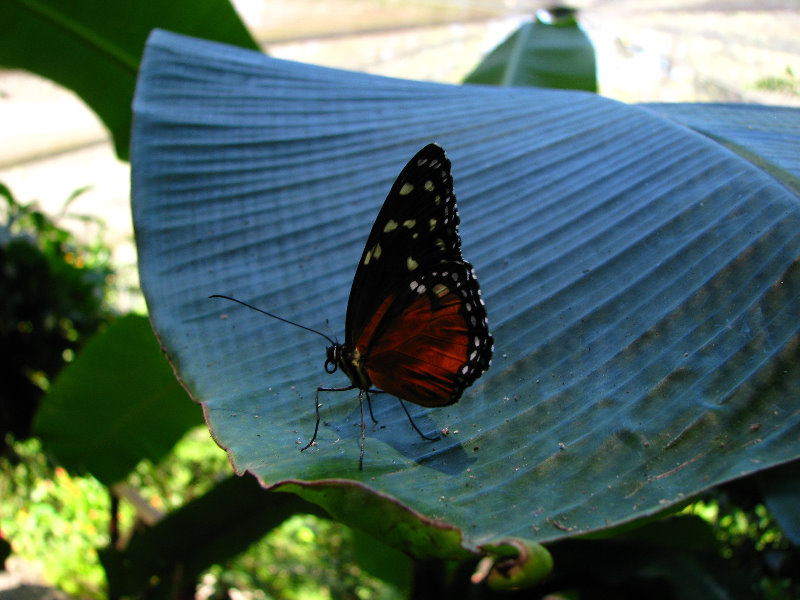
463, 7, 597, 91
0, 0, 257, 160
34, 314, 204, 484
131, 30, 800, 554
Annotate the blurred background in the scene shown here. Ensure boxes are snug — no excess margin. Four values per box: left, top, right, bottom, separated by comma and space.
1, 1, 799, 596
1, 0, 798, 313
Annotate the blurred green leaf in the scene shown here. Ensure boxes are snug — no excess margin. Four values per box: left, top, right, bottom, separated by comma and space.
34, 314, 204, 484
131, 31, 800, 557
0, 0, 258, 160
351, 528, 413, 595
757, 460, 800, 545
464, 8, 596, 91
100, 475, 325, 598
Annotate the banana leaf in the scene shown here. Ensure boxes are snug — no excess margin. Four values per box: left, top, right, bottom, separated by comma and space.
131, 30, 800, 557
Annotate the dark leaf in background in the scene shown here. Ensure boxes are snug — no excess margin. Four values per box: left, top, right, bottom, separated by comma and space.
757, 459, 800, 545
548, 516, 753, 600
34, 314, 204, 484
100, 475, 325, 598
0, 0, 258, 159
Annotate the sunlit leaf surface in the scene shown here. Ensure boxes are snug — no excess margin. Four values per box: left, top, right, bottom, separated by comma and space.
132, 30, 800, 554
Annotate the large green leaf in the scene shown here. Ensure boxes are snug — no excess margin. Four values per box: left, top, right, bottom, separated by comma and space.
463, 8, 596, 91
131, 30, 800, 556
0, 0, 257, 160
34, 314, 204, 484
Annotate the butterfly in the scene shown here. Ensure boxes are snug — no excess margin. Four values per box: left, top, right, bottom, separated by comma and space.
212, 143, 493, 469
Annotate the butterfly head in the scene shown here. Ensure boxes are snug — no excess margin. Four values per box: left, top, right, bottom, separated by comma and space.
324, 345, 340, 374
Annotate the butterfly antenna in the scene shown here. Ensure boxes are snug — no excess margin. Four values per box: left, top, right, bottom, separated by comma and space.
209, 294, 336, 345
322, 318, 338, 343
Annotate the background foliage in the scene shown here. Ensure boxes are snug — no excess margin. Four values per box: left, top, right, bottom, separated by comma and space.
0, 184, 112, 451
0, 0, 258, 159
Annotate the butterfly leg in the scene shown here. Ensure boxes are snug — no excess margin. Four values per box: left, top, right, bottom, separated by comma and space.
301, 384, 356, 452
397, 398, 441, 442
365, 389, 384, 425
358, 389, 367, 471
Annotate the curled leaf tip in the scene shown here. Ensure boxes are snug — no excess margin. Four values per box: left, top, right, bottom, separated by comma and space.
473, 539, 553, 590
